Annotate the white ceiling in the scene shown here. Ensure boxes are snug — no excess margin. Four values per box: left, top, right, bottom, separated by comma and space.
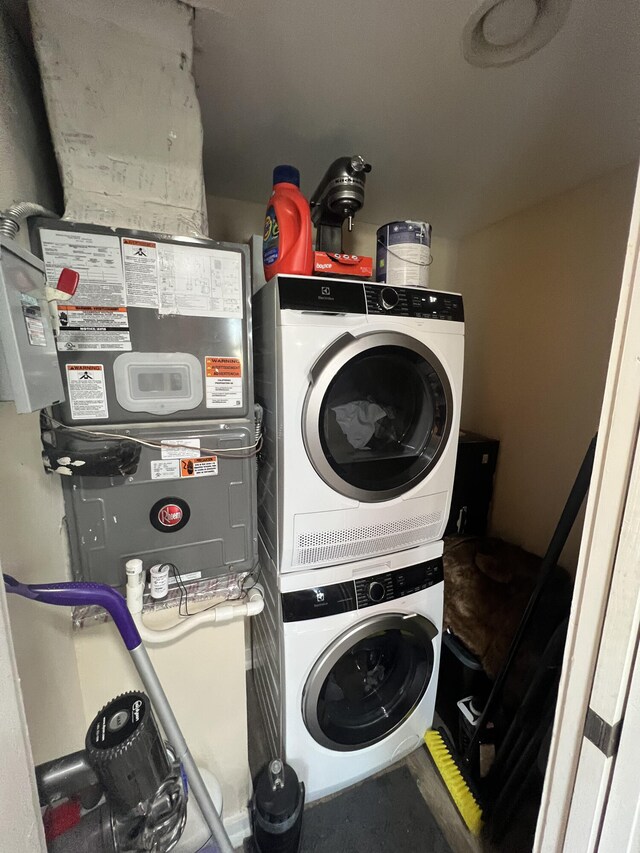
194, 0, 640, 237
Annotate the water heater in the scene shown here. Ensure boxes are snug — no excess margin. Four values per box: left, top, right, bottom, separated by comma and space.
32, 220, 257, 588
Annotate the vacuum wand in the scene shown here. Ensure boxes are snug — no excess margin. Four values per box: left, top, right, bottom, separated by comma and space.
310, 154, 372, 253
3, 574, 234, 853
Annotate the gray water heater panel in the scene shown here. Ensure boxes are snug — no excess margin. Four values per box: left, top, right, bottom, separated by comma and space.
31, 221, 253, 426
60, 422, 257, 587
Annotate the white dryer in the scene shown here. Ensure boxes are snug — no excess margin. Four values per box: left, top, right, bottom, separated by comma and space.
253, 274, 464, 572
252, 537, 444, 802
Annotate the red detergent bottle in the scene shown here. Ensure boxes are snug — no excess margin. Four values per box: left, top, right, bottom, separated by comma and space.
263, 165, 313, 281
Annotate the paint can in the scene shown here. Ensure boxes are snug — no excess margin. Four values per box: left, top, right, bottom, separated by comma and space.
376, 220, 432, 288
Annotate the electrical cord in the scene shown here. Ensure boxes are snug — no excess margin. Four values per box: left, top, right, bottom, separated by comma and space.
40, 412, 262, 458
164, 561, 262, 618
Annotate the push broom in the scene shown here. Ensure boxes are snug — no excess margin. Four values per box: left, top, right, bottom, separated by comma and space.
425, 434, 597, 836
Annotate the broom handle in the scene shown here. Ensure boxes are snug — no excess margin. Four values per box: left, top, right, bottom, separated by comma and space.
463, 434, 597, 765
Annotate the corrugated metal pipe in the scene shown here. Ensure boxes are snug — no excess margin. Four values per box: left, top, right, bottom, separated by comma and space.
0, 202, 58, 240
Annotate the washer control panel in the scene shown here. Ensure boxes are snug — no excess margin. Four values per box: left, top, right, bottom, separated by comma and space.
281, 556, 443, 622
355, 558, 444, 609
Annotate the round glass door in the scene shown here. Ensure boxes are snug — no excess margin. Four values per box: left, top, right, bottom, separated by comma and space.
303, 613, 437, 751
303, 332, 453, 502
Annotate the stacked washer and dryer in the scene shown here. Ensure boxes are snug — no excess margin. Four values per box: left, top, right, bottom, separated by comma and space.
251, 274, 464, 801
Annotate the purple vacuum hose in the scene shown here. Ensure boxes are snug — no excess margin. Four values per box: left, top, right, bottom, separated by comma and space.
3, 574, 141, 649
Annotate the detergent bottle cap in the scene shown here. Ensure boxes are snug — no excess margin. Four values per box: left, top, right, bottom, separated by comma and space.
273, 165, 300, 187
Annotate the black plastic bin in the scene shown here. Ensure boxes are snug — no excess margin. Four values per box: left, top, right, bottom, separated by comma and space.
436, 629, 492, 750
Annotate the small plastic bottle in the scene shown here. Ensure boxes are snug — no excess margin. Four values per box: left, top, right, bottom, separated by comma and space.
263, 165, 313, 282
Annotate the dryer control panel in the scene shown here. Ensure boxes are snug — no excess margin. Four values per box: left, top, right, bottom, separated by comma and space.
277, 276, 464, 322
281, 556, 443, 622
364, 285, 464, 322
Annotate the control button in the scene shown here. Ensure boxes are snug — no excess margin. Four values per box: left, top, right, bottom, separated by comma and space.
367, 581, 386, 603
379, 287, 399, 310
108, 710, 129, 732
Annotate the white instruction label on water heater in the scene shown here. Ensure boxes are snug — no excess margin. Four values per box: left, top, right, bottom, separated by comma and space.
150, 459, 181, 480
65, 364, 109, 420
41, 229, 126, 307
157, 243, 243, 319
160, 438, 201, 459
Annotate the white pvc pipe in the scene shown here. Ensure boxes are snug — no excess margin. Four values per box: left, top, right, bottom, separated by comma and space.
124, 559, 264, 646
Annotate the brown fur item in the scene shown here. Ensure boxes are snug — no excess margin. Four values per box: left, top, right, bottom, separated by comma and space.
443, 535, 572, 687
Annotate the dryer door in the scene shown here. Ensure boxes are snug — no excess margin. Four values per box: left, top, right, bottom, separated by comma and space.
303, 331, 453, 502
302, 613, 438, 752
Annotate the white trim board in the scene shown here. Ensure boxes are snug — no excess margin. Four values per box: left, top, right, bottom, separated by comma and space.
224, 806, 251, 848
0, 565, 47, 852
535, 160, 640, 851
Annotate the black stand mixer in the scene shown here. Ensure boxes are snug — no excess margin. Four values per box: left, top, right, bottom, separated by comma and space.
310, 155, 372, 253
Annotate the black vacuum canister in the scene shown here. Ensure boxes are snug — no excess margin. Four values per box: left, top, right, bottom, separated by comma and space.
252, 759, 305, 853
85, 691, 171, 814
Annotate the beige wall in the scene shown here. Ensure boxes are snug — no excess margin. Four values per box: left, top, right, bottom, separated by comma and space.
208, 195, 460, 292
455, 164, 637, 569
0, 5, 86, 764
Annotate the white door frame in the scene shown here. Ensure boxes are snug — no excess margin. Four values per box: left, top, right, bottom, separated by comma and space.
0, 566, 47, 852
535, 160, 640, 851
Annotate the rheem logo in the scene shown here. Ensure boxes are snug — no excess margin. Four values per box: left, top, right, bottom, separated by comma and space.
158, 504, 183, 527
150, 497, 190, 533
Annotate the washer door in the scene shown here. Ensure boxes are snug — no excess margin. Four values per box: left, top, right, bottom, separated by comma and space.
302, 613, 438, 752
302, 331, 453, 502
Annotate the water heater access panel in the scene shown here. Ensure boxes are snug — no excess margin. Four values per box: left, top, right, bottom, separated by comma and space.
31, 221, 252, 426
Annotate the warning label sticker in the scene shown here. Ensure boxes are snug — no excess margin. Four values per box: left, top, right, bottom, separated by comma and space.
122, 238, 159, 309
179, 456, 218, 478
205, 356, 243, 409
150, 459, 181, 480
66, 364, 108, 420
56, 306, 132, 352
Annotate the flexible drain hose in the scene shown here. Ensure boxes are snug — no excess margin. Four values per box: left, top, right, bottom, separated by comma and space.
0, 201, 58, 239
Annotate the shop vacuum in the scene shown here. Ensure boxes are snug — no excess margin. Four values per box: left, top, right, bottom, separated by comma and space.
37, 691, 188, 852
4, 574, 234, 853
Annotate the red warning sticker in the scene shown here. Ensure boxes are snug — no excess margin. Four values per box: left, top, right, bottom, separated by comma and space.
205, 357, 242, 378
205, 356, 243, 409
180, 456, 219, 478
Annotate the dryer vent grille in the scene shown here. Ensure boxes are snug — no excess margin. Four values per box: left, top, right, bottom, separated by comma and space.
294, 512, 442, 567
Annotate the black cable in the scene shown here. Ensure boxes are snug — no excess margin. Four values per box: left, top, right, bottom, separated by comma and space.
167, 561, 262, 619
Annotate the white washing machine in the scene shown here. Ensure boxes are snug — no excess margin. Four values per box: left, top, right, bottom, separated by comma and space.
252, 274, 464, 573
252, 537, 444, 802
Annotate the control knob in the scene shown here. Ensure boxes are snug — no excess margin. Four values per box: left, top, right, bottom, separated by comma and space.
379, 287, 399, 311
367, 580, 386, 603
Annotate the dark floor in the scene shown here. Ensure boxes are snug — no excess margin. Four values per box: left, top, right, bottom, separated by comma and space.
299, 765, 452, 853
245, 673, 534, 853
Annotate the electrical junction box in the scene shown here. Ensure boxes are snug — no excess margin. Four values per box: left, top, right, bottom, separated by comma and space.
0, 236, 64, 413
